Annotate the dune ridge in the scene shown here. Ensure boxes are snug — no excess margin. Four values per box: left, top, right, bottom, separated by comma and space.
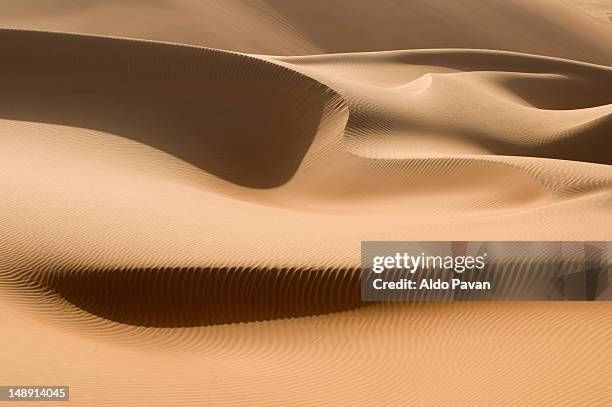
1, 28, 612, 320
2, 30, 611, 325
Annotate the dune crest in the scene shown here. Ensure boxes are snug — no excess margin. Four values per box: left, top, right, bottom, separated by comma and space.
1, 30, 611, 328
273, 50, 612, 163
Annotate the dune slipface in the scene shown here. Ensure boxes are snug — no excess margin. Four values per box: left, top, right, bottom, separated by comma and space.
1, 1, 611, 406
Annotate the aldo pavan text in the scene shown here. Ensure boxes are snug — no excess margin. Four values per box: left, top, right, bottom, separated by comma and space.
370, 252, 491, 291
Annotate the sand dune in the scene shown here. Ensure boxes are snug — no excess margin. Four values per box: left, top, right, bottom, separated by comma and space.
1, 0, 612, 64
3, 296, 612, 406
1, 1, 612, 406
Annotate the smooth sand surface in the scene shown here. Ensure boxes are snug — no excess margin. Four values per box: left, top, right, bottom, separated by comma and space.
1, 1, 611, 405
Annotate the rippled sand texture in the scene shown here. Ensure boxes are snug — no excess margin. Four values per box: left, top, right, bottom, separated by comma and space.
1, 1, 612, 406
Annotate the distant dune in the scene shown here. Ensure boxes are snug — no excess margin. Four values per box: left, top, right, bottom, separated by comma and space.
1, 1, 611, 406
1, 0, 612, 64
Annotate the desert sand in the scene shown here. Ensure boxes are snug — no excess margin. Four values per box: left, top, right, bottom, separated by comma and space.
1, 1, 611, 405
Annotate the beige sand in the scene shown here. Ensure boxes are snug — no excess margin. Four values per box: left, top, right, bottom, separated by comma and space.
1, 1, 611, 405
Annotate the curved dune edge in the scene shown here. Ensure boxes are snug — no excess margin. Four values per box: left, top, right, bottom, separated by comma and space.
0, 29, 611, 328
0, 29, 349, 189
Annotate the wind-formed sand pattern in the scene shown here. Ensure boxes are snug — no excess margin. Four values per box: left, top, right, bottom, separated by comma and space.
1, 1, 611, 405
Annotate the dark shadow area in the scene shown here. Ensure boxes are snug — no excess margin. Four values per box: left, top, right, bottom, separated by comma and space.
497, 74, 612, 110
394, 49, 612, 79
0, 29, 334, 188
394, 51, 612, 114
347, 111, 612, 165
42, 266, 362, 327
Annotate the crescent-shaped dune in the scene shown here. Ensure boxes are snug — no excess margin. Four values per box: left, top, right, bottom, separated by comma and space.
1, 1, 612, 405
